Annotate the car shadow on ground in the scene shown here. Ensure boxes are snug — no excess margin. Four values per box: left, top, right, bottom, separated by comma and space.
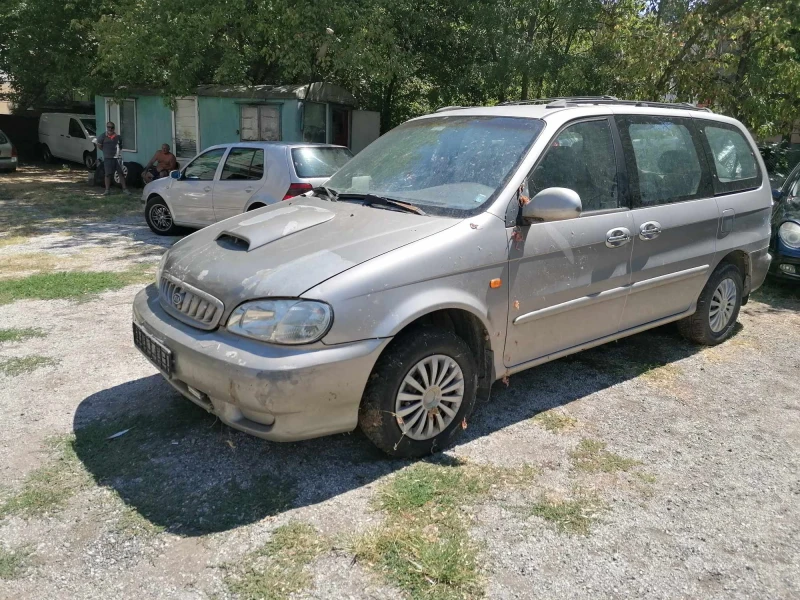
750, 278, 800, 312
71, 320, 730, 537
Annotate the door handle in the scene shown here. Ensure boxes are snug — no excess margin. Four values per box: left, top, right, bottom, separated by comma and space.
639, 221, 662, 240
606, 227, 632, 248
204, 186, 212, 193
245, 187, 254, 193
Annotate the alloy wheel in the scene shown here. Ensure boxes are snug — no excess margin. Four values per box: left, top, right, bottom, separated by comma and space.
149, 204, 173, 232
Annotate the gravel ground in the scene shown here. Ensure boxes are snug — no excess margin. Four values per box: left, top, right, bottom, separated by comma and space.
1, 166, 799, 599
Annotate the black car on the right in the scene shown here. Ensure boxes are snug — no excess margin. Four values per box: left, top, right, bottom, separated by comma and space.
770, 162, 800, 282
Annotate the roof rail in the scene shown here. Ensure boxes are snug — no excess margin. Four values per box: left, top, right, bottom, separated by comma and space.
435, 105, 468, 113
499, 96, 712, 112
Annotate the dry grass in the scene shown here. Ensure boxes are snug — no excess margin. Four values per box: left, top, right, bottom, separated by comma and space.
570, 439, 641, 474
527, 489, 606, 535
532, 410, 578, 433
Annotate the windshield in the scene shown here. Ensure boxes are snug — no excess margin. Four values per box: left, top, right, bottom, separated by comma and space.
325, 116, 544, 215
292, 146, 353, 178
81, 119, 96, 136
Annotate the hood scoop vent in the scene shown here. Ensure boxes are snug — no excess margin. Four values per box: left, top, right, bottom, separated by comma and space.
216, 204, 336, 252
216, 233, 250, 251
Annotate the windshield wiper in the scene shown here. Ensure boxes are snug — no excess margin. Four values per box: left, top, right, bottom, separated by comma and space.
311, 186, 339, 202
338, 193, 426, 216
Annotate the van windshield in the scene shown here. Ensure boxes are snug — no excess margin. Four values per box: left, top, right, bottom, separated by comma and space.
324, 116, 544, 216
81, 119, 97, 136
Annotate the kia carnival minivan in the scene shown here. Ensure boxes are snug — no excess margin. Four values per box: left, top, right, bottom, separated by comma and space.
132, 97, 772, 457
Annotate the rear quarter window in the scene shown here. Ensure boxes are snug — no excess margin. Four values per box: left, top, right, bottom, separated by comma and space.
291, 147, 353, 179
0, 130, 8, 144
698, 120, 762, 194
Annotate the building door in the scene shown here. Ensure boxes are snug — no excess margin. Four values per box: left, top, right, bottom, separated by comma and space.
173, 97, 198, 162
331, 105, 350, 147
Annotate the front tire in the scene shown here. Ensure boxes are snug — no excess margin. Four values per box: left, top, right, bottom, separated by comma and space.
145, 196, 179, 236
42, 144, 53, 163
678, 263, 743, 345
359, 328, 478, 458
84, 151, 96, 170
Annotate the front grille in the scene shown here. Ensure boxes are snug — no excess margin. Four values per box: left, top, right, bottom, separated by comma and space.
159, 275, 224, 330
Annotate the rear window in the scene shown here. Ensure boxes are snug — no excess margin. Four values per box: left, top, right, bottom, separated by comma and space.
699, 121, 762, 194
0, 130, 7, 144
291, 147, 353, 179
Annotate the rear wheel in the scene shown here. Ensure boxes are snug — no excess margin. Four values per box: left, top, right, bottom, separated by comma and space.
42, 144, 53, 163
247, 203, 266, 211
359, 328, 477, 458
124, 162, 144, 187
678, 263, 743, 345
145, 196, 179, 236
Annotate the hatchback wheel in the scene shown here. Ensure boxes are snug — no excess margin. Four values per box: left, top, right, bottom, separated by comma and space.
145, 196, 179, 236
359, 328, 477, 458
678, 262, 743, 345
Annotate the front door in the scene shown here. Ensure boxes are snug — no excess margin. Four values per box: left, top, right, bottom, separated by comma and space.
505, 117, 634, 367
169, 147, 226, 226
614, 115, 719, 330
213, 147, 266, 221
67, 118, 87, 163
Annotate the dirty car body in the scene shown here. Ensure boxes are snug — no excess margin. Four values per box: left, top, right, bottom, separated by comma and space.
133, 99, 772, 457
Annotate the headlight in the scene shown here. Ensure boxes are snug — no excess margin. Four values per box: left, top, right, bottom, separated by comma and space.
155, 252, 168, 283
227, 300, 332, 344
778, 221, 800, 248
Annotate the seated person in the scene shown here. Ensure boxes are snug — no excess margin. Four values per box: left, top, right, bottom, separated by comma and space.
143, 144, 178, 184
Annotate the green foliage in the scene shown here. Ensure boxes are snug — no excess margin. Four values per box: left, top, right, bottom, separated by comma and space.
0, 356, 58, 377
0, 269, 152, 305
1, 0, 797, 137
0, 328, 45, 343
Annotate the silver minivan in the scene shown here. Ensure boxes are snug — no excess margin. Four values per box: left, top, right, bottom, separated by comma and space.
132, 98, 772, 457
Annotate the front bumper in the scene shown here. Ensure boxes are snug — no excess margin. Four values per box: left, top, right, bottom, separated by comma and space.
769, 250, 800, 282
132, 284, 390, 441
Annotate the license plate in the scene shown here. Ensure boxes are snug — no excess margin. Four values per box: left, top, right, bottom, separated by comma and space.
133, 322, 173, 375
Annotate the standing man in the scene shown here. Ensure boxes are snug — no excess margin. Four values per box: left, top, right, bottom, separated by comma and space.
142, 143, 178, 184
95, 121, 131, 196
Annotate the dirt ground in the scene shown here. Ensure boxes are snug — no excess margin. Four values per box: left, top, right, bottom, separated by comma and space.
1, 165, 799, 600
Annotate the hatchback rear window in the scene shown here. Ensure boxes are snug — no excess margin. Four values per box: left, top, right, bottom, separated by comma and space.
0, 131, 8, 144
292, 147, 353, 178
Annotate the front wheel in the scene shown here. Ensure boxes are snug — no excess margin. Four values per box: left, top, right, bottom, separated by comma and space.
84, 151, 96, 170
145, 196, 179, 236
678, 263, 743, 345
359, 328, 477, 458
42, 144, 53, 163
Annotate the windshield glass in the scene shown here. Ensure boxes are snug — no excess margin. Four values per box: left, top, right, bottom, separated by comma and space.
325, 116, 544, 215
292, 146, 353, 178
81, 119, 97, 136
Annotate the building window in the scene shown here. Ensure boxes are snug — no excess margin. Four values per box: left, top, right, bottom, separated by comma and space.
173, 98, 198, 159
303, 102, 327, 143
105, 98, 137, 152
331, 105, 350, 147
240, 105, 281, 141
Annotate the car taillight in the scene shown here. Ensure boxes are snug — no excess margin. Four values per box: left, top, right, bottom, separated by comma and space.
283, 182, 312, 200
11, 145, 18, 157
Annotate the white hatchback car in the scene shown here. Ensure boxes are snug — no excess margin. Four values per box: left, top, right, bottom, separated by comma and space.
0, 129, 18, 172
142, 142, 353, 235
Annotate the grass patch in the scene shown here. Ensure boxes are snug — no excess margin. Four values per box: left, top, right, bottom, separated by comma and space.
0, 436, 89, 518
228, 522, 330, 600
527, 490, 605, 535
0, 355, 58, 377
353, 460, 535, 600
638, 363, 681, 384
570, 439, 641, 474
0, 267, 153, 305
0, 328, 45, 343
0, 547, 30, 580
0, 235, 30, 248
532, 410, 577, 433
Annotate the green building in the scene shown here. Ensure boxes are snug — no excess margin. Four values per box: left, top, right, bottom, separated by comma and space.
93, 82, 380, 167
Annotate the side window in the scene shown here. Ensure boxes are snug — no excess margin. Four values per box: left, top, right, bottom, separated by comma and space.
528, 119, 620, 211
220, 148, 265, 181
69, 119, 85, 139
617, 116, 711, 206
700, 122, 762, 194
184, 148, 226, 180
785, 167, 800, 199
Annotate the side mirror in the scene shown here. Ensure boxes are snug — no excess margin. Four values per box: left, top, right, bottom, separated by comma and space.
169, 170, 181, 180
772, 188, 783, 202
522, 187, 582, 222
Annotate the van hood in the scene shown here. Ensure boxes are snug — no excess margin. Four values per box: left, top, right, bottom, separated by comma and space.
161, 196, 456, 313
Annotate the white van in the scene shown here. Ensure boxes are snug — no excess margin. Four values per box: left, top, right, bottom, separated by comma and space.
38, 113, 97, 168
